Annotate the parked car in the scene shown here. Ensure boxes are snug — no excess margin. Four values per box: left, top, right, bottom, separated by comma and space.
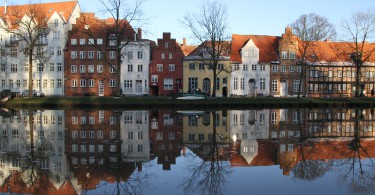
21, 90, 45, 97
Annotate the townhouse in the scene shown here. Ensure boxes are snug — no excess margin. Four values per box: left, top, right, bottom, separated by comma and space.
0, 1, 81, 96
149, 33, 185, 96
230, 34, 278, 96
182, 41, 231, 97
121, 35, 153, 96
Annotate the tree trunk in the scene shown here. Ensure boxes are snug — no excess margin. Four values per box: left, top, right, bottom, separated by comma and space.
355, 66, 361, 98
28, 49, 33, 97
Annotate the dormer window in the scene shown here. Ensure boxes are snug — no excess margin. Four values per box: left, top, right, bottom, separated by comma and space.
243, 50, 249, 58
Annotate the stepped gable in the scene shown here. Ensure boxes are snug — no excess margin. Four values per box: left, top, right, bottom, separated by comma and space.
231, 34, 279, 64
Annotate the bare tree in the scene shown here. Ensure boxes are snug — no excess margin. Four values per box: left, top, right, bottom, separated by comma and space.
183, 0, 230, 97
78, 0, 144, 96
0, 4, 52, 97
341, 9, 375, 98
290, 13, 336, 98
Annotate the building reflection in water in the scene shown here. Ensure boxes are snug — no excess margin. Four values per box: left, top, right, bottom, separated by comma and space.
0, 108, 373, 194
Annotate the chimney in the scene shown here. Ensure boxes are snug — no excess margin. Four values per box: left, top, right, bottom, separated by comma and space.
137, 28, 142, 40
183, 38, 186, 46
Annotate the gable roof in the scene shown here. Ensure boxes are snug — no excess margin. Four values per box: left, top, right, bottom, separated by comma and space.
0, 1, 78, 27
186, 40, 231, 59
231, 34, 279, 64
302, 40, 375, 64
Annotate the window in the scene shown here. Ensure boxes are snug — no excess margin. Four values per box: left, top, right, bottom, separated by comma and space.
294, 80, 300, 92
125, 51, 133, 60
71, 65, 77, 73
240, 78, 245, 90
189, 63, 195, 70
251, 64, 257, 71
289, 66, 295, 72
137, 64, 143, 72
168, 53, 172, 59
110, 66, 115, 73
243, 50, 249, 57
338, 71, 343, 78
57, 79, 62, 88
71, 80, 77, 87
88, 65, 94, 73
281, 65, 286, 72
97, 38, 103, 45
89, 79, 94, 87
88, 51, 94, 59
97, 65, 103, 73
10, 64, 17, 72
289, 51, 296, 59
164, 78, 173, 90
71, 51, 77, 59
88, 38, 94, 45
281, 51, 287, 59
10, 48, 17, 57
97, 51, 103, 59
49, 63, 55, 71
233, 64, 239, 71
151, 75, 158, 82
260, 78, 265, 90
188, 78, 198, 91
161, 53, 165, 59
127, 64, 133, 72
297, 66, 302, 72
168, 64, 175, 71
199, 63, 205, 70
231, 78, 237, 90
218, 63, 224, 70
157, 64, 163, 71
37, 64, 43, 72
110, 79, 116, 87
216, 78, 220, 90
80, 79, 86, 87
80, 65, 85, 73
57, 47, 62, 56
272, 80, 278, 92
272, 65, 278, 72
80, 51, 86, 59
71, 39, 77, 45
271, 112, 277, 124
137, 51, 143, 59
52, 31, 59, 40
80, 39, 86, 45
43, 79, 47, 88
309, 70, 319, 78
50, 47, 54, 55
109, 51, 116, 59
243, 64, 248, 71
124, 80, 133, 91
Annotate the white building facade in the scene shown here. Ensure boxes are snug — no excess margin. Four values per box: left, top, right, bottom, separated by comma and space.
121, 41, 151, 96
0, 1, 81, 96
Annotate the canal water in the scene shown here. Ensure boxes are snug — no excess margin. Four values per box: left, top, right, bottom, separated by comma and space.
0, 108, 374, 195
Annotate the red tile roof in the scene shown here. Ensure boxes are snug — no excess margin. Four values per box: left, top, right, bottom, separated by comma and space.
231, 34, 279, 64
0, 1, 78, 25
302, 40, 375, 64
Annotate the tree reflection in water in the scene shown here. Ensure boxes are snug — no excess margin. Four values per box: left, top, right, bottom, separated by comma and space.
335, 108, 375, 194
180, 111, 231, 195
0, 111, 58, 194
292, 108, 375, 194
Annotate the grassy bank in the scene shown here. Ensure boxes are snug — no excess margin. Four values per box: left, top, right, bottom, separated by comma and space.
3, 96, 375, 110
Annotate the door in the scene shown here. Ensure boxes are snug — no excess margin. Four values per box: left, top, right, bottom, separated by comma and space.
203, 78, 210, 95
98, 80, 104, 96
280, 79, 287, 97
249, 79, 255, 96
136, 80, 142, 95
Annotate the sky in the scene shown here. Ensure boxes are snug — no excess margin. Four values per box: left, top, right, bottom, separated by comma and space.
6, 0, 375, 44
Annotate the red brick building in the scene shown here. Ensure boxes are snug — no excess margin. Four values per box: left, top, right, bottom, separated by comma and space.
64, 13, 136, 96
149, 33, 185, 96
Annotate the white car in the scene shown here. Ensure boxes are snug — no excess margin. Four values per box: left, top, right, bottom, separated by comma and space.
21, 90, 45, 97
